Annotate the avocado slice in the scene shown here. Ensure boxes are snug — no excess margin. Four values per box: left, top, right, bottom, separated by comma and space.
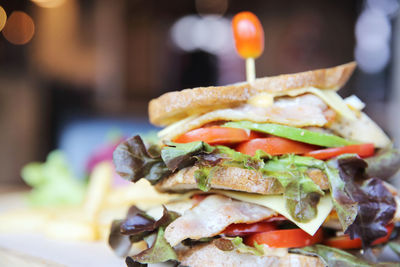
223, 121, 357, 147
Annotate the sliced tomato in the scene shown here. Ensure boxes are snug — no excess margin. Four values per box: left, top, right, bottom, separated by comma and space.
174, 126, 251, 145
222, 222, 277, 237
236, 137, 318, 156
303, 143, 375, 160
323, 224, 394, 249
192, 194, 210, 204
245, 228, 323, 248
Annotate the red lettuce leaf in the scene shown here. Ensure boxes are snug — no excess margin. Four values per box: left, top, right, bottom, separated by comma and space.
109, 205, 180, 260
120, 206, 156, 235
113, 135, 171, 184
365, 148, 400, 180
327, 155, 396, 247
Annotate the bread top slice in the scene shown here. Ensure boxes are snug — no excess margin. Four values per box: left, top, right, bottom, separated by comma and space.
156, 166, 329, 194
149, 62, 356, 126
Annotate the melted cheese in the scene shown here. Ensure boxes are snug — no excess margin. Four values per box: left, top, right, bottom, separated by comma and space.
214, 190, 333, 236
248, 92, 274, 108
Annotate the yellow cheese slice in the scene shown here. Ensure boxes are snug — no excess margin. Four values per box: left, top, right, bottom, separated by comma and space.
214, 190, 333, 236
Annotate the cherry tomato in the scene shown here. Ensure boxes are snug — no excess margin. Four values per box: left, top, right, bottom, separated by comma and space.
303, 143, 374, 160
236, 137, 318, 156
323, 224, 394, 249
174, 126, 251, 145
245, 228, 323, 248
232, 12, 264, 59
222, 222, 277, 237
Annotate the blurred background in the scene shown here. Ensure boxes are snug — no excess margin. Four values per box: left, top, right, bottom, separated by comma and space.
0, 0, 399, 188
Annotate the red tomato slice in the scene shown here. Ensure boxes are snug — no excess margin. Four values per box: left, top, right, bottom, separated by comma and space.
236, 137, 318, 156
222, 222, 277, 237
174, 126, 251, 145
192, 194, 210, 204
323, 224, 394, 249
303, 143, 375, 160
245, 228, 323, 248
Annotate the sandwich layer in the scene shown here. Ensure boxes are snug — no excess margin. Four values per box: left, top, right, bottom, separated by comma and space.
157, 93, 329, 142
149, 62, 356, 126
155, 166, 329, 195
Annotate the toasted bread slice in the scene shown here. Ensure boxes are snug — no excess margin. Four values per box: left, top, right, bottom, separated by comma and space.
177, 241, 324, 267
155, 166, 329, 194
149, 62, 356, 126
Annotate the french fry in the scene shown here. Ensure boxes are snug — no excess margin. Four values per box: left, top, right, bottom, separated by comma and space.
105, 179, 175, 209
83, 161, 113, 222
44, 218, 98, 242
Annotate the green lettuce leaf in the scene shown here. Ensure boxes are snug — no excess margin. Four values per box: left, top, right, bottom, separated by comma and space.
261, 155, 324, 222
126, 227, 177, 264
214, 145, 268, 170
194, 166, 215, 192
214, 237, 264, 256
290, 244, 372, 267
21, 150, 86, 206
113, 135, 171, 184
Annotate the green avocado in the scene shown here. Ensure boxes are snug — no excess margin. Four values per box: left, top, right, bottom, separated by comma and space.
223, 121, 357, 147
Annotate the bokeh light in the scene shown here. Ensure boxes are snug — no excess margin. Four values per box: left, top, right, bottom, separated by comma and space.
355, 5, 394, 73
2, 11, 35, 45
31, 0, 66, 9
0, 6, 7, 32
170, 15, 232, 54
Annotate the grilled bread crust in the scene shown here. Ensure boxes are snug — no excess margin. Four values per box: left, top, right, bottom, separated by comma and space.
149, 62, 356, 126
